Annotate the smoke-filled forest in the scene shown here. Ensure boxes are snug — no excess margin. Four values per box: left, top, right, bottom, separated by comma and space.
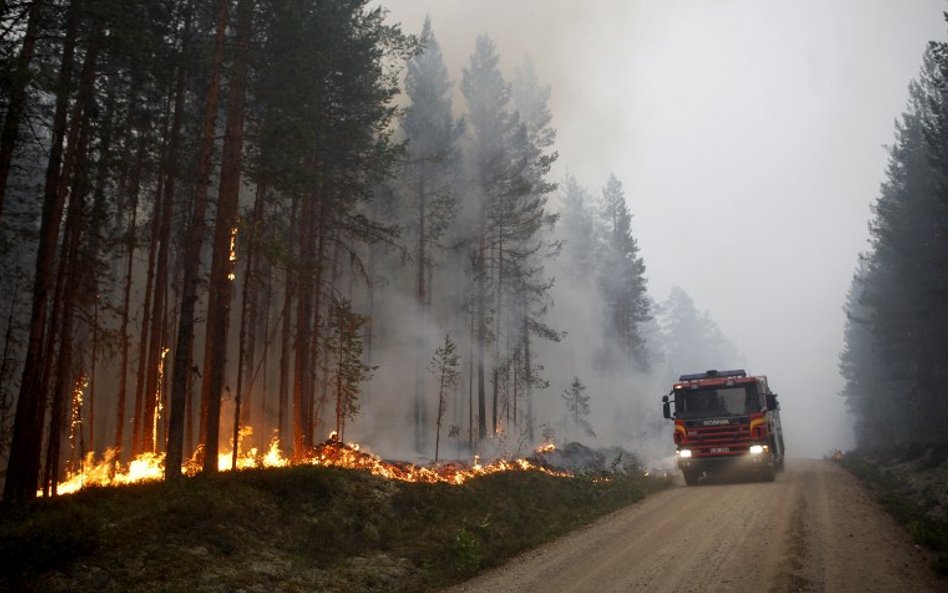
0, 0, 745, 503
840, 43, 948, 450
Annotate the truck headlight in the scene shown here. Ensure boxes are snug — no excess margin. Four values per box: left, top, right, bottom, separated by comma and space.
749, 444, 765, 455
678, 449, 692, 458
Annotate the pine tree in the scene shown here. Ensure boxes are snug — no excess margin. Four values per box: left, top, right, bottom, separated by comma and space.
428, 334, 460, 462
462, 37, 560, 442
461, 34, 511, 441
327, 298, 374, 442
508, 56, 560, 443
401, 16, 462, 454
558, 174, 598, 283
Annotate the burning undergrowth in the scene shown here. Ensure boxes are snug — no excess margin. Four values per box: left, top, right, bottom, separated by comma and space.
46, 432, 602, 498
2, 447, 672, 593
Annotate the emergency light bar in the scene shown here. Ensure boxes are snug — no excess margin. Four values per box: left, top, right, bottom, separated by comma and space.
677, 369, 746, 381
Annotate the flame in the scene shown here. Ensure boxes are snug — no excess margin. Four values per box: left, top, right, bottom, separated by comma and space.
227, 225, 238, 281
44, 428, 571, 496
153, 347, 169, 452
68, 374, 89, 473
306, 440, 569, 485
535, 442, 556, 454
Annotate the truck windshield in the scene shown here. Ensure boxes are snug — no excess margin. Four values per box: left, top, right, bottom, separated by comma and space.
676, 385, 759, 419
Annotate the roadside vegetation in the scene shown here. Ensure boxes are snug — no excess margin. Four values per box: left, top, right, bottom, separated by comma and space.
838, 446, 948, 577
0, 464, 671, 592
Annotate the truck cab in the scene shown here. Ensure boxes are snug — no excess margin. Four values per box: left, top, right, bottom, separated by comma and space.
662, 369, 785, 485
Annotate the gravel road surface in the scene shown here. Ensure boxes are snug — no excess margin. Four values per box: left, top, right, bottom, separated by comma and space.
442, 459, 946, 593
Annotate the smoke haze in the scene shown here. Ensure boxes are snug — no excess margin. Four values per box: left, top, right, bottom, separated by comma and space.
380, 0, 947, 458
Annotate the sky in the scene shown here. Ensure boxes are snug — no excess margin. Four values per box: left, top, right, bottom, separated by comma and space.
379, 0, 947, 458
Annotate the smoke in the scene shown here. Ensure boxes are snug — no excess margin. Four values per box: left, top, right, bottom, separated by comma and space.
376, 0, 948, 460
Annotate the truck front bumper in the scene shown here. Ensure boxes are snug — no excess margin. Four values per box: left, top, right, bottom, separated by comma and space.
676, 445, 772, 473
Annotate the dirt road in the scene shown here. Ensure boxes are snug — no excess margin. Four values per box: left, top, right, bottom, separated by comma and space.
443, 459, 946, 593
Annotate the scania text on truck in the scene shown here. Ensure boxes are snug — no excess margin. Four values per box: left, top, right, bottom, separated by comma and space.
661, 369, 785, 485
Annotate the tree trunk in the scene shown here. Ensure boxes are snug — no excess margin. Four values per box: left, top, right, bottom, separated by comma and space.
278, 198, 298, 446
414, 179, 427, 452
201, 0, 253, 475
4, 0, 80, 504
468, 307, 474, 450
523, 310, 534, 444
165, 0, 228, 480
292, 192, 315, 457
234, 177, 265, 461
43, 29, 98, 493
492, 236, 503, 436
317, 229, 341, 438
114, 134, 146, 455
0, 286, 19, 447
136, 4, 192, 458
86, 80, 117, 457
44, 217, 83, 496
476, 240, 487, 441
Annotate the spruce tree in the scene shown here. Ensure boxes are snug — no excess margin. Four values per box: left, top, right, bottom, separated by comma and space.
598, 174, 650, 370
842, 46, 948, 446
561, 376, 594, 439
659, 286, 738, 374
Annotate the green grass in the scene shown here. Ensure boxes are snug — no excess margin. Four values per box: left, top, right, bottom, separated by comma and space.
838, 453, 948, 577
0, 464, 671, 592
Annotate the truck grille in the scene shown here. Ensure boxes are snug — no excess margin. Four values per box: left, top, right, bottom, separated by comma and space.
684, 417, 752, 456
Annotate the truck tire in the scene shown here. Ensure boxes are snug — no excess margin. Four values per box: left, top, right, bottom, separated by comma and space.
682, 469, 700, 486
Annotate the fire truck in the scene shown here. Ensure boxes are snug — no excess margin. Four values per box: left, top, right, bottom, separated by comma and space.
662, 369, 785, 485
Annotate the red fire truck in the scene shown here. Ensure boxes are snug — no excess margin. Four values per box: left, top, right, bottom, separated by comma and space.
662, 369, 785, 485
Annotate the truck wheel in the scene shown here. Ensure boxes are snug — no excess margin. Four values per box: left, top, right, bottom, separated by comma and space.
682, 469, 700, 485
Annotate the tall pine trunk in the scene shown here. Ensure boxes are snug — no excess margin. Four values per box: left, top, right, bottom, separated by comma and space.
523, 308, 534, 444
201, 0, 253, 474
42, 25, 98, 493
114, 133, 146, 455
292, 192, 316, 457
492, 235, 503, 435
234, 177, 266, 457
476, 228, 487, 442
413, 179, 427, 452
4, 0, 80, 503
278, 197, 298, 446
165, 0, 228, 480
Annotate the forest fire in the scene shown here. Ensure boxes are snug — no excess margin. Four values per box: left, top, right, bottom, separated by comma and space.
535, 442, 557, 454
44, 431, 571, 496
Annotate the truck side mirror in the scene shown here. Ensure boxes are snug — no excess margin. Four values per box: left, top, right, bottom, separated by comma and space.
662, 395, 671, 419
766, 393, 778, 411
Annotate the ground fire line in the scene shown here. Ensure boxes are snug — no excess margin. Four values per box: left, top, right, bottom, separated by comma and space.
43, 433, 573, 496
